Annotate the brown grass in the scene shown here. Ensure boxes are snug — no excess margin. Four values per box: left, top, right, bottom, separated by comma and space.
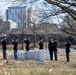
0, 45, 76, 75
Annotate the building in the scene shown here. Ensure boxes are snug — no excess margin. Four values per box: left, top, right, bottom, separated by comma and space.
3, 20, 17, 31
0, 20, 17, 36
26, 8, 31, 27
6, 5, 31, 28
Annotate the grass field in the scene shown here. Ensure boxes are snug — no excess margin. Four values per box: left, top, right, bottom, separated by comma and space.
0, 44, 76, 75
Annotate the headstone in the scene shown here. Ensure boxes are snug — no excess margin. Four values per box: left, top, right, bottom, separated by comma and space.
38, 50, 45, 62
57, 48, 63, 54
45, 50, 50, 59
21, 52, 26, 59
6, 48, 75, 62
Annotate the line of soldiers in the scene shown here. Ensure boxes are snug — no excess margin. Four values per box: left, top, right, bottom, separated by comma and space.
48, 38, 58, 61
1, 36, 18, 60
38, 37, 71, 62
38, 38, 58, 61
1, 36, 71, 62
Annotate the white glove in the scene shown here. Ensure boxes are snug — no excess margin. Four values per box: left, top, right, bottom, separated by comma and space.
38, 41, 40, 43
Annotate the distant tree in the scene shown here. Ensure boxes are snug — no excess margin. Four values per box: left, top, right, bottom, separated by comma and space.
18, 10, 26, 49
0, 19, 4, 34
41, 22, 50, 50
60, 15, 76, 37
30, 9, 41, 47
37, 0, 76, 37
12, 0, 76, 20
45, 0, 76, 20
2, 0, 76, 38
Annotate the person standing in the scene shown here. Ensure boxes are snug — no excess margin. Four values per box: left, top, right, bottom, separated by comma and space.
38, 38, 44, 50
48, 38, 54, 60
24, 36, 30, 51
53, 38, 58, 61
65, 39, 71, 62
1, 36, 7, 59
12, 38, 18, 60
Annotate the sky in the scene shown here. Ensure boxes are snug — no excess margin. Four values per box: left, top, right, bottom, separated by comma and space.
0, 0, 63, 24
0, 1, 12, 19
0, 1, 12, 10
0, 0, 44, 19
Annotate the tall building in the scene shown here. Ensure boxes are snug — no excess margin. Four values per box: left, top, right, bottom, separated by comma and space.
26, 8, 31, 27
6, 5, 31, 28
3, 20, 17, 31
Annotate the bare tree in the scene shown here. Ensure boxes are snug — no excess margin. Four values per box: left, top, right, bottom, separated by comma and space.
41, 22, 50, 50
12, 0, 76, 20
18, 11, 26, 49
1, 0, 76, 20
1, 0, 76, 39
0, 17, 11, 36
45, 0, 76, 20
30, 9, 41, 47
60, 15, 76, 37
0, 19, 4, 34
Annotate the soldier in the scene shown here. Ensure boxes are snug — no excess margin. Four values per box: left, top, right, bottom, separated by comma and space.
12, 38, 18, 60
53, 38, 58, 61
65, 39, 71, 62
38, 38, 44, 50
24, 36, 30, 51
1, 36, 7, 59
48, 38, 54, 60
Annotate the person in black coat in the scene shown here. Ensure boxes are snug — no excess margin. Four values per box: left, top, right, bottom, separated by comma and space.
53, 38, 58, 61
24, 36, 30, 51
48, 38, 54, 60
65, 39, 71, 62
1, 36, 7, 59
38, 38, 44, 50
12, 38, 18, 60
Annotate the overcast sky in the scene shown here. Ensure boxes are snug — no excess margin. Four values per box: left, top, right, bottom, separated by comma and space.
0, 1, 12, 19
0, 0, 63, 24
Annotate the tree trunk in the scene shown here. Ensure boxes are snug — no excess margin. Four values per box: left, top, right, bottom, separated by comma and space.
21, 31, 24, 50
45, 33, 48, 50
34, 33, 36, 48
22, 38, 24, 50
58, 34, 59, 48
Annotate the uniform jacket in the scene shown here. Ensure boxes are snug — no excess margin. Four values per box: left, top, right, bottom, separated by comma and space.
38, 41, 44, 49
48, 41, 54, 51
12, 41, 18, 51
24, 39, 30, 49
1, 40, 7, 50
54, 41, 58, 51
65, 42, 70, 52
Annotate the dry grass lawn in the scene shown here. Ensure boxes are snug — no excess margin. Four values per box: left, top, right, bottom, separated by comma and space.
0, 45, 76, 75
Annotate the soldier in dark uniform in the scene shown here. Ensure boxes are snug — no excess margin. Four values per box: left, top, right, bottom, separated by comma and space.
12, 38, 18, 60
65, 39, 71, 62
38, 38, 44, 50
1, 36, 7, 59
24, 36, 30, 51
48, 38, 54, 60
53, 38, 58, 61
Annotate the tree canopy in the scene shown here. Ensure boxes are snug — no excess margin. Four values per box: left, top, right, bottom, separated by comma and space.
45, 0, 76, 20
